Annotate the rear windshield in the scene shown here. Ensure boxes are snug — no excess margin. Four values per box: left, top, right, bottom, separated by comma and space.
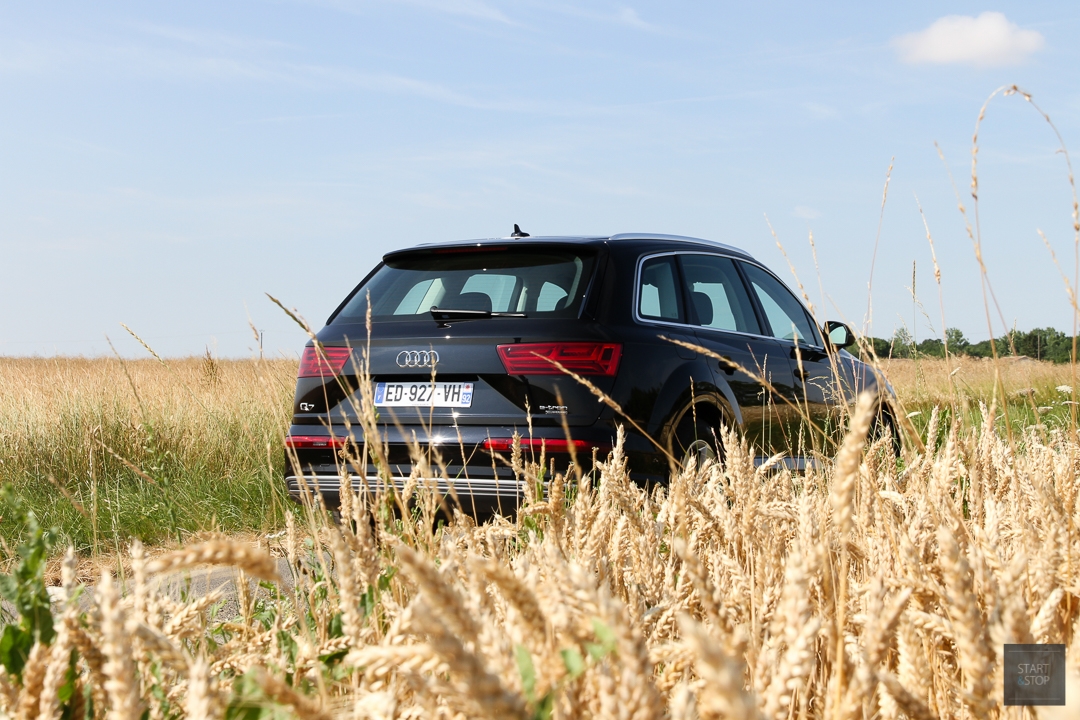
333, 247, 597, 323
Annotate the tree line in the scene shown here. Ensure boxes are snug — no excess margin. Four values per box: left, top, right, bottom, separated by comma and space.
865, 327, 1077, 363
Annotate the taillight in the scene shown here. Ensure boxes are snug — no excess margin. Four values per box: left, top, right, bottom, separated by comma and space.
298, 346, 351, 378
497, 342, 622, 376
482, 438, 610, 453
284, 435, 350, 449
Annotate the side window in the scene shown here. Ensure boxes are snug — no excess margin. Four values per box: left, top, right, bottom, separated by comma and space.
677, 255, 761, 334
638, 256, 684, 322
536, 282, 568, 311
740, 263, 821, 345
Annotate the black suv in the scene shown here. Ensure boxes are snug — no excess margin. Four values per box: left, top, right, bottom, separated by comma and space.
285, 232, 887, 514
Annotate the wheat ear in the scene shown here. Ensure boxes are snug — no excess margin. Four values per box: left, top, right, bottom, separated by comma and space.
252, 667, 332, 720
680, 615, 762, 720
146, 540, 280, 581
38, 606, 76, 720
184, 656, 220, 720
14, 641, 47, 720
395, 542, 481, 642
328, 527, 364, 648
98, 570, 143, 720
409, 601, 528, 719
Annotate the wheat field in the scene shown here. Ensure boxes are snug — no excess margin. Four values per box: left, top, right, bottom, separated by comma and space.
1, 354, 1079, 717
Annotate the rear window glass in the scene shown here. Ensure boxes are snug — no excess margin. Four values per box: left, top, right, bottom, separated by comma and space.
334, 248, 596, 323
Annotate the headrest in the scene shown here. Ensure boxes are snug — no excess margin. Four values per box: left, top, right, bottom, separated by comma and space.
455, 292, 492, 313
691, 291, 713, 326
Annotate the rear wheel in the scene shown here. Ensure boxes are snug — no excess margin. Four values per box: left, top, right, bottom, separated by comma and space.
869, 406, 902, 456
672, 407, 724, 470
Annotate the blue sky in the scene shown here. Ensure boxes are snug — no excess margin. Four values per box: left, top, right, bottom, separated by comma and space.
2, 2, 1079, 357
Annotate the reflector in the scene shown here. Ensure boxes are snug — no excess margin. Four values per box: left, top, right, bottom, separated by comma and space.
284, 435, 350, 449
482, 438, 609, 452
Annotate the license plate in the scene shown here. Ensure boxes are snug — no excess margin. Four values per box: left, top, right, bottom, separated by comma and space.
374, 382, 474, 408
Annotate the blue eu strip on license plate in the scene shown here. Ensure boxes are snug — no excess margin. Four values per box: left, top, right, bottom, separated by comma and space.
374, 382, 474, 408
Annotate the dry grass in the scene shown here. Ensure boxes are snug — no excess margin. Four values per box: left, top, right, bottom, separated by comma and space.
881, 356, 1077, 407
0, 356, 297, 552
874, 356, 1080, 446
3, 389, 1080, 717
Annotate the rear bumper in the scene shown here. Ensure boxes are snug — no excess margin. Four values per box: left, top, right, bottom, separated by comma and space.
284, 423, 613, 511
282, 422, 674, 512
285, 472, 536, 515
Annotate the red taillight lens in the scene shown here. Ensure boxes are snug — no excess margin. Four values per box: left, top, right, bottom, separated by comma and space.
284, 435, 350, 449
298, 346, 352, 378
482, 438, 610, 453
497, 343, 622, 376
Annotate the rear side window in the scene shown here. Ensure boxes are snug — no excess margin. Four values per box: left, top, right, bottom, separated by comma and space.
740, 262, 821, 345
678, 254, 761, 334
334, 248, 595, 322
637, 256, 684, 322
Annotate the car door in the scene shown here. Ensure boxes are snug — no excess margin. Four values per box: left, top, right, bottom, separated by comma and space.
738, 261, 850, 457
677, 253, 798, 458
636, 253, 698, 360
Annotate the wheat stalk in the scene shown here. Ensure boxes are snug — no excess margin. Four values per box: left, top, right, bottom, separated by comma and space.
146, 540, 280, 581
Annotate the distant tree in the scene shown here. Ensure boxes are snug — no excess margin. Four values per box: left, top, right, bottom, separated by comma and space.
945, 327, 969, 354
1008, 327, 1070, 362
916, 338, 945, 358
860, 327, 1077, 363
966, 339, 994, 358
869, 337, 892, 358
891, 328, 914, 359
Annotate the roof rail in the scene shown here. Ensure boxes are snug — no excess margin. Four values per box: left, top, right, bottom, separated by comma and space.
607, 233, 752, 258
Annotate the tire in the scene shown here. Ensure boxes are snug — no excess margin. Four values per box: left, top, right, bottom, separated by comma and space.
869, 407, 902, 456
672, 410, 722, 470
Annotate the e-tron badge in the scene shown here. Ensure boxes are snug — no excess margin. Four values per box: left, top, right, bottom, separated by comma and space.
396, 350, 439, 368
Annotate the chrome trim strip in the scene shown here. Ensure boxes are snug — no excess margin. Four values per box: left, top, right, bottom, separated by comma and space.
752, 455, 822, 471
633, 251, 771, 334
286, 474, 535, 499
631, 252, 827, 350
632, 251, 681, 328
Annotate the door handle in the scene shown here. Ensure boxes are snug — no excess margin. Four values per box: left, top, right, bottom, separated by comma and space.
793, 367, 808, 382
790, 345, 828, 363
718, 357, 736, 375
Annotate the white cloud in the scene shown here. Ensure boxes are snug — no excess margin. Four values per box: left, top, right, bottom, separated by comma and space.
310, 0, 512, 24
398, 0, 512, 23
794, 206, 820, 220
803, 102, 838, 120
531, 3, 666, 34
893, 12, 1044, 67
131, 22, 295, 51
617, 8, 651, 30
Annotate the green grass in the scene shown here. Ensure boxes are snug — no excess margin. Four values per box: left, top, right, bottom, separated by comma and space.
0, 357, 297, 555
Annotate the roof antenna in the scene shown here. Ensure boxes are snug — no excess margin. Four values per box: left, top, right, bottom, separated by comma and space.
511, 224, 530, 238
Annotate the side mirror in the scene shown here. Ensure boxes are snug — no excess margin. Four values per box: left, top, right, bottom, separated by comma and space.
824, 321, 856, 350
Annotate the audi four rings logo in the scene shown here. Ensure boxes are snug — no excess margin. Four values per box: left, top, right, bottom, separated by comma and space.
396, 350, 439, 368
